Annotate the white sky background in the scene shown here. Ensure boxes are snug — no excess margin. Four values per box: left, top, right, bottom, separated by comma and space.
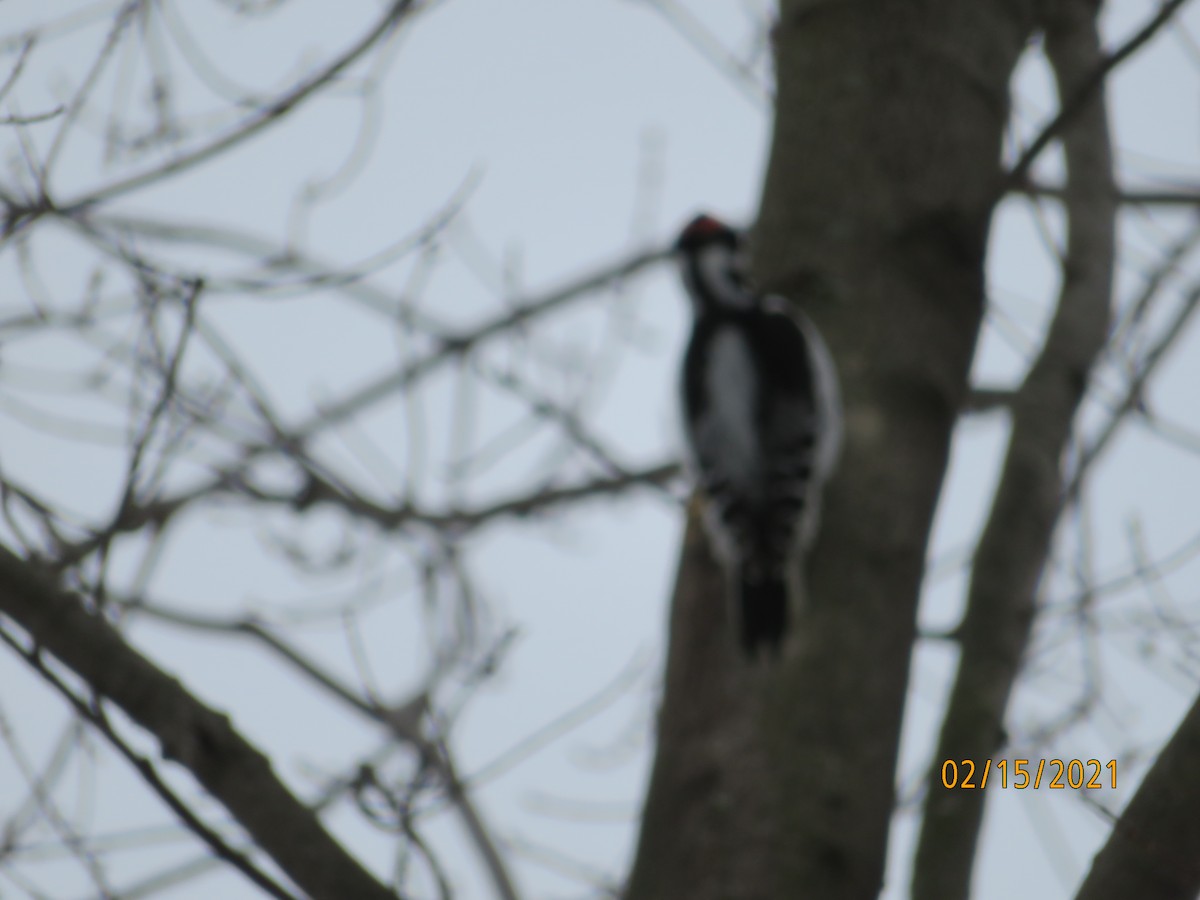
0, 1, 1198, 898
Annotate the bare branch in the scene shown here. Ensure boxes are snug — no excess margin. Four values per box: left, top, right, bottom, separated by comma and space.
41, 1, 138, 181
0, 711, 113, 894
639, 0, 771, 105
286, 242, 670, 444
1074, 691, 1200, 899
1003, 0, 1192, 194
1064, 279, 1200, 506
0, 36, 36, 106
46, 0, 417, 216
914, 2, 1117, 894
1017, 180, 1200, 207
0, 107, 65, 126
113, 593, 523, 900
0, 545, 398, 900
0, 632, 299, 900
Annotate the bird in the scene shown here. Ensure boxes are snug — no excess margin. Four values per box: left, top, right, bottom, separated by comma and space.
674, 213, 842, 657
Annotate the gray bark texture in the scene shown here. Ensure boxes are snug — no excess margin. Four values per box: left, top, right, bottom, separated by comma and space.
627, 2, 1038, 897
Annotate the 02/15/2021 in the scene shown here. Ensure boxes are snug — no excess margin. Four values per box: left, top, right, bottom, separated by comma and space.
940, 758, 1116, 790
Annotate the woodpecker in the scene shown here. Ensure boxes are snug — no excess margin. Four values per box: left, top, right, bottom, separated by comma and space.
675, 213, 842, 657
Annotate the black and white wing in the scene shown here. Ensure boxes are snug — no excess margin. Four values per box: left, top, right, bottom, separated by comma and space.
680, 303, 841, 655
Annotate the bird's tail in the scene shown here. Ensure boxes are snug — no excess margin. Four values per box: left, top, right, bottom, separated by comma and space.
737, 571, 789, 658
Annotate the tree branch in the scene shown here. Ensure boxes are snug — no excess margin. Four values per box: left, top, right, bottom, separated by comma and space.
59, 0, 416, 213
0, 544, 398, 900
1002, 0, 1191, 194
1016, 180, 1200, 207
913, 2, 1116, 895
1074, 691, 1200, 899
115, 594, 522, 900
0, 629, 299, 900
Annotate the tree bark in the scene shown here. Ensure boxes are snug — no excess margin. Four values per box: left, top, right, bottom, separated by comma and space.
625, 510, 776, 899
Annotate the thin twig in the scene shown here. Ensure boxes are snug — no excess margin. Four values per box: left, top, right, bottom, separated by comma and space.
1003, 0, 1192, 194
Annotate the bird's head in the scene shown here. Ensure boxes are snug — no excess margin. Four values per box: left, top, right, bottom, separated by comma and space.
675, 213, 740, 253
674, 213, 753, 312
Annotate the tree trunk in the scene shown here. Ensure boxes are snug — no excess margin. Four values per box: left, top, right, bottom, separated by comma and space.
627, 3, 1036, 897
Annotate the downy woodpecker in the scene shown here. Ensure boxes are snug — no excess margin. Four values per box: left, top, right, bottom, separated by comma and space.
675, 213, 842, 657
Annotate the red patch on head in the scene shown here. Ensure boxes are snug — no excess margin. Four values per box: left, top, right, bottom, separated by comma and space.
682, 214, 727, 240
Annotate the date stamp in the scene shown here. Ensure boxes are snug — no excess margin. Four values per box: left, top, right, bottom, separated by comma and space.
940, 758, 1116, 790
